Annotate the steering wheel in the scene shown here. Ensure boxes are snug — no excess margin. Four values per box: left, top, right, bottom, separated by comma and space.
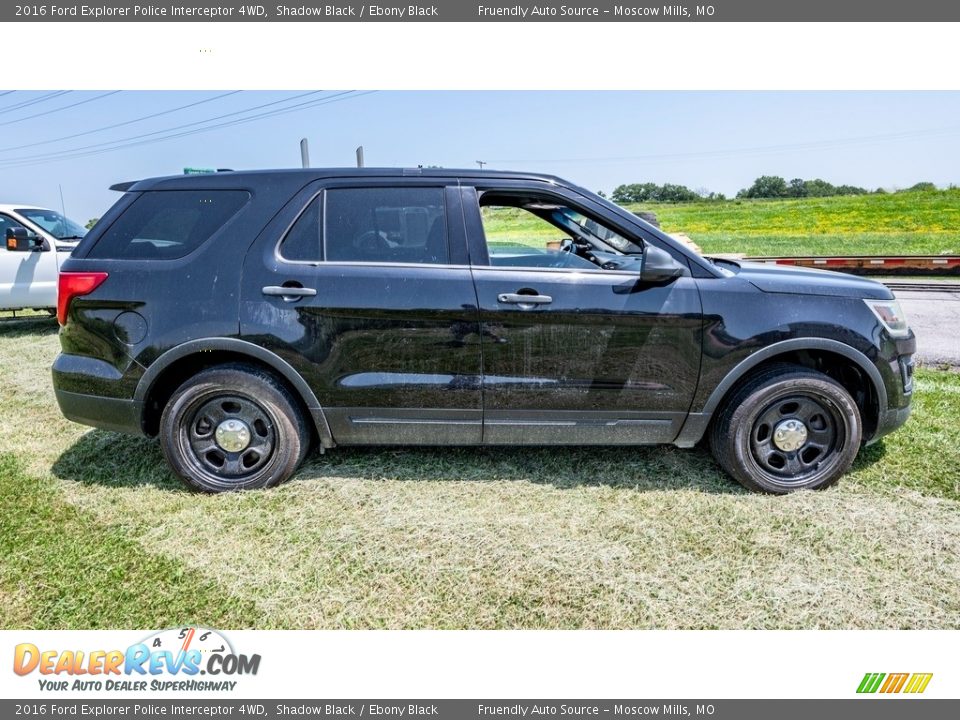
355, 230, 390, 255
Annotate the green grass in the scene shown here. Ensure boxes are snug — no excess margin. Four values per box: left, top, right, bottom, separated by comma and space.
482, 189, 960, 256
1, 316, 959, 629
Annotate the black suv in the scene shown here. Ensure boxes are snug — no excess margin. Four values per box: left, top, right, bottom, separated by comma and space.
52, 169, 915, 493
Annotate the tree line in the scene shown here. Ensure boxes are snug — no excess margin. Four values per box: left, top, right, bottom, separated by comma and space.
610, 178, 942, 204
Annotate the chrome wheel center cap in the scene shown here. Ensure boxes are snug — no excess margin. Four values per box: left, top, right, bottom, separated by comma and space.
215, 419, 251, 453
773, 419, 808, 452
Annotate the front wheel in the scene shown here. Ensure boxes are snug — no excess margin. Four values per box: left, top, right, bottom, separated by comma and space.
709, 366, 862, 493
160, 364, 309, 492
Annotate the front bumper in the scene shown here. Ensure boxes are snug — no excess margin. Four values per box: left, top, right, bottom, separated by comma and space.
867, 331, 916, 444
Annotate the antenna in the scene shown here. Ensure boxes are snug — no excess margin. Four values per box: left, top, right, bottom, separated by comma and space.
58, 184, 67, 227
300, 138, 310, 168
356, 145, 364, 168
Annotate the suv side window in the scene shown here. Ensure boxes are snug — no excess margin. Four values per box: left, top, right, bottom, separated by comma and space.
477, 191, 642, 272
87, 190, 250, 260
279, 194, 322, 262
325, 187, 449, 265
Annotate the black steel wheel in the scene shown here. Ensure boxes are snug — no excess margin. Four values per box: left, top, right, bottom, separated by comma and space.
160, 364, 309, 492
710, 365, 862, 493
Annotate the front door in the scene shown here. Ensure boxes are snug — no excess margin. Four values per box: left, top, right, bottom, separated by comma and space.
0, 213, 58, 308
240, 180, 483, 445
461, 183, 703, 444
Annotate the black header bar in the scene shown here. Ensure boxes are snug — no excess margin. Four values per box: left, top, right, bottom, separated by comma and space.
4, 0, 960, 22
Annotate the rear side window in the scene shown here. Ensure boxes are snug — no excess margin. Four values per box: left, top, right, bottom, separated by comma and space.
279, 195, 322, 262
324, 187, 448, 264
88, 190, 250, 260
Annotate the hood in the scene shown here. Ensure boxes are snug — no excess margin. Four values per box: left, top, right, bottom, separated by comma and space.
731, 261, 893, 300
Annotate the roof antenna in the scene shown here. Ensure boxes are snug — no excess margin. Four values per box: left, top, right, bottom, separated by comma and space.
58, 184, 67, 223
300, 138, 310, 168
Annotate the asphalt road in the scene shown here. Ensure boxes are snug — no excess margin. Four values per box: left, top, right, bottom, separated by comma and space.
896, 288, 960, 366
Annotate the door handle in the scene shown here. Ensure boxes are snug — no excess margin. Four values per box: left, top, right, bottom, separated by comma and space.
497, 293, 552, 305
262, 285, 317, 301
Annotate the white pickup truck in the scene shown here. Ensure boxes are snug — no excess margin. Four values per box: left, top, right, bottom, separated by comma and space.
1, 204, 87, 312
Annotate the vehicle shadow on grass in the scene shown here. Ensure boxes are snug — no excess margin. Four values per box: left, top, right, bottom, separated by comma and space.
298, 444, 746, 494
51, 431, 185, 492
0, 314, 58, 338
51, 429, 747, 495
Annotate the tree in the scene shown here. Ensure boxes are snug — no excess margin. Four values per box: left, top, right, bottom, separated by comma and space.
738, 175, 789, 199
611, 183, 659, 203
611, 182, 701, 203
834, 184, 868, 196
658, 183, 699, 202
803, 178, 837, 197
906, 182, 936, 192
85, 218, 99, 230
786, 178, 808, 198
596, 190, 607, 198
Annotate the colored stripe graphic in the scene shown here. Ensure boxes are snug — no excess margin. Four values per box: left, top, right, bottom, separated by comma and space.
904, 673, 933, 694
857, 672, 932, 694
880, 673, 909, 693
857, 673, 885, 693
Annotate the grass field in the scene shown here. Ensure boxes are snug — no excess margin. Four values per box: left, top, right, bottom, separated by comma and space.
1, 315, 959, 630
483, 189, 960, 256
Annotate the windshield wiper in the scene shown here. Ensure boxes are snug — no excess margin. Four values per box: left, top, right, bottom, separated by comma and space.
58, 235, 85, 241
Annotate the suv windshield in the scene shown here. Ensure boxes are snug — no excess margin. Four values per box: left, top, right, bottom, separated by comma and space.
16, 208, 88, 240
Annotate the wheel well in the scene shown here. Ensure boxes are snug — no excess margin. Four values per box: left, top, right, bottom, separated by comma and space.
141, 351, 319, 443
713, 350, 880, 439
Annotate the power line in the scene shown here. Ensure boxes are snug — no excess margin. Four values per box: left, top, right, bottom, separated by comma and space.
0, 91, 377, 169
0, 91, 71, 114
0, 91, 15, 98
489, 124, 960, 166
0, 91, 326, 164
0, 91, 120, 127
0, 91, 242, 154
56, 91, 375, 163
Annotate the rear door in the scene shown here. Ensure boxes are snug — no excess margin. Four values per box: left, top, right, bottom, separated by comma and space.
240, 178, 483, 445
461, 181, 703, 444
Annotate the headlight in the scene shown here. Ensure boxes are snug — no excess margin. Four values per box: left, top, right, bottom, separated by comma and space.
864, 299, 910, 338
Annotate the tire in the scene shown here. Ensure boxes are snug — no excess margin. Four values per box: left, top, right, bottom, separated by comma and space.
709, 365, 862, 493
159, 364, 309, 492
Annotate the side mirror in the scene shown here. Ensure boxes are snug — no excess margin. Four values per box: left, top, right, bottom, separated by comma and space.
5, 227, 43, 252
640, 245, 686, 283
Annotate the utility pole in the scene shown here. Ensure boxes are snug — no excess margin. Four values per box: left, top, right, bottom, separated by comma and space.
356, 146, 365, 168
300, 138, 310, 168
476, 160, 486, 170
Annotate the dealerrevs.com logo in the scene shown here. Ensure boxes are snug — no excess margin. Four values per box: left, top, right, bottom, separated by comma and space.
13, 627, 260, 692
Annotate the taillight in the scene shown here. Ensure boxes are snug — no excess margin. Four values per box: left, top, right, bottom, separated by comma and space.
57, 272, 109, 326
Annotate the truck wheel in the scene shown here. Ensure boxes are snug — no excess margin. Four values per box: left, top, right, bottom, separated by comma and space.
160, 364, 309, 492
709, 365, 862, 493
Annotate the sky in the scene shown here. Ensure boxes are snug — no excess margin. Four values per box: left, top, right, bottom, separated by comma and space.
1, 90, 959, 222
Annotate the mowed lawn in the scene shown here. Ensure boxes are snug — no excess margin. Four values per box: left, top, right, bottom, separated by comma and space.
1, 315, 959, 630
483, 189, 960, 256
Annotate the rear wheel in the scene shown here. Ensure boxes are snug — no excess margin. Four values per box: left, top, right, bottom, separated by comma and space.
160, 364, 309, 492
709, 365, 862, 493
